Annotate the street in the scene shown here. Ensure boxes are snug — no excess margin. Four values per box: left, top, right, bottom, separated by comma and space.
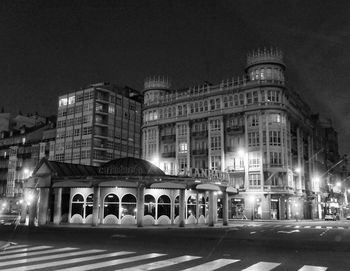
0, 221, 350, 270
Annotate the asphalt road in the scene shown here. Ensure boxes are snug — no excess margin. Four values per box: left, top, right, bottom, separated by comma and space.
0, 220, 350, 270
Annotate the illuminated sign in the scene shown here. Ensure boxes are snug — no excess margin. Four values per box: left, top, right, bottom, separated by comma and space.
99, 165, 144, 176
177, 168, 230, 182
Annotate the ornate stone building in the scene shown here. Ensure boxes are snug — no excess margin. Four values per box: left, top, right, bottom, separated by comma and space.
142, 48, 338, 220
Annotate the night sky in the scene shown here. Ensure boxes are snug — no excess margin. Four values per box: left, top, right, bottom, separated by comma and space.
1, 0, 350, 155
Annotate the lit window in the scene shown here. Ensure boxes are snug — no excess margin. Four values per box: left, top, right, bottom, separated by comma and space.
59, 97, 68, 107
68, 95, 75, 105
179, 142, 188, 153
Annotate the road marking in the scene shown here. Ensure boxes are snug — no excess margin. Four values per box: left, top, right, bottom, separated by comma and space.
285, 225, 292, 228
304, 226, 311, 228
315, 226, 322, 229
0, 246, 52, 255
295, 226, 300, 229
2, 244, 28, 251
298, 265, 327, 270
1, 251, 135, 271
55, 253, 163, 271
0, 249, 104, 268
277, 230, 300, 234
1, 247, 78, 260
241, 261, 281, 270
181, 259, 239, 271
117, 255, 200, 271
337, 227, 344, 229
326, 227, 332, 229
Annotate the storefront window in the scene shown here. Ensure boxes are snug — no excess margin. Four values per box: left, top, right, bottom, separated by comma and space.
85, 194, 93, 218
157, 195, 171, 218
198, 196, 206, 217
104, 194, 119, 218
121, 194, 137, 217
71, 194, 84, 217
187, 195, 197, 218
174, 195, 179, 217
144, 194, 156, 217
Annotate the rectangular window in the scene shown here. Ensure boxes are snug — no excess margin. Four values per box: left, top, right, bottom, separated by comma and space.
210, 136, 221, 150
270, 152, 282, 167
269, 131, 281, 146
179, 142, 188, 153
248, 152, 260, 169
248, 132, 260, 147
248, 114, 259, 127
249, 173, 261, 186
210, 155, 221, 170
210, 119, 221, 131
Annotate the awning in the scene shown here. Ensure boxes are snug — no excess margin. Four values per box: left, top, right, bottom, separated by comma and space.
226, 186, 238, 194
196, 184, 220, 191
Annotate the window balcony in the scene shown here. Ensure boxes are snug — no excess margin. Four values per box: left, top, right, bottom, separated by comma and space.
191, 149, 208, 156
191, 130, 208, 138
226, 126, 245, 134
161, 135, 176, 141
161, 152, 176, 158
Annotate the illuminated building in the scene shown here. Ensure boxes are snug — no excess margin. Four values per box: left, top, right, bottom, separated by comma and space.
142, 48, 340, 220
55, 82, 142, 166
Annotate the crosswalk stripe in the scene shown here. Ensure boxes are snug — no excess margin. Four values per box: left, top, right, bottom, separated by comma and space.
326, 227, 332, 229
338, 227, 344, 229
295, 226, 300, 229
241, 261, 281, 271
181, 259, 239, 271
298, 265, 327, 270
0, 249, 103, 268
285, 225, 292, 228
55, 253, 164, 271
304, 226, 311, 228
2, 244, 29, 251
116, 255, 200, 271
315, 226, 322, 229
0, 246, 52, 255
1, 247, 78, 260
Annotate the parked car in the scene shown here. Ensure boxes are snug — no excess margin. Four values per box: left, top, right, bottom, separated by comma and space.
346, 214, 350, 220
324, 214, 336, 221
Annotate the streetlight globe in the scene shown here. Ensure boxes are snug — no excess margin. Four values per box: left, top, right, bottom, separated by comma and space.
237, 149, 245, 157
336, 182, 341, 187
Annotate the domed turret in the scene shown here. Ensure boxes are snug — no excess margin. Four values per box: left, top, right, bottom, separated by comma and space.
143, 76, 172, 106
246, 47, 286, 83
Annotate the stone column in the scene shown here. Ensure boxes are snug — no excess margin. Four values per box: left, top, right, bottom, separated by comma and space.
99, 189, 104, 224
208, 191, 215, 226
92, 186, 100, 226
195, 192, 200, 223
179, 189, 186, 227
222, 191, 229, 226
53, 187, 62, 225
136, 183, 145, 227
38, 188, 50, 225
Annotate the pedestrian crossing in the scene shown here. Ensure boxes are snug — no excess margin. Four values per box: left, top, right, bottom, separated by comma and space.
240, 223, 350, 230
0, 243, 328, 270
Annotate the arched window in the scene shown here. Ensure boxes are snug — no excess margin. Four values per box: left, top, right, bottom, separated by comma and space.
198, 196, 206, 216
234, 95, 239, 106
144, 194, 156, 217
121, 194, 137, 217
71, 194, 84, 217
187, 196, 197, 218
85, 193, 93, 218
157, 195, 171, 218
174, 195, 179, 217
104, 194, 119, 218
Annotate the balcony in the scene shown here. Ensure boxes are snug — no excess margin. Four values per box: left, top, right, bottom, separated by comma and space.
226, 126, 244, 135
161, 135, 176, 142
191, 130, 208, 138
191, 149, 208, 156
161, 152, 176, 158
263, 185, 294, 194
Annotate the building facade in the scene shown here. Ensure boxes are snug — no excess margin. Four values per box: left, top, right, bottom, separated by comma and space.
55, 82, 142, 166
0, 114, 56, 210
142, 48, 338, 220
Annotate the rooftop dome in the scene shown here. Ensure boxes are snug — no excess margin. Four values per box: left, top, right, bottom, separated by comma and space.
99, 157, 165, 176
